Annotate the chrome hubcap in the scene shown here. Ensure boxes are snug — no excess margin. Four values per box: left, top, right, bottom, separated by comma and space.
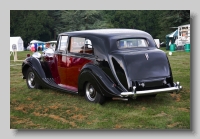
28, 71, 35, 88
89, 88, 94, 94
86, 83, 97, 101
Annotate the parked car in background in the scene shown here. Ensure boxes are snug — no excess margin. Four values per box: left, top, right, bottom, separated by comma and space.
21, 29, 182, 104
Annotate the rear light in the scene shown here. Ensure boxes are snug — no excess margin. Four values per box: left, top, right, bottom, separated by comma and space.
139, 82, 145, 87
163, 80, 167, 84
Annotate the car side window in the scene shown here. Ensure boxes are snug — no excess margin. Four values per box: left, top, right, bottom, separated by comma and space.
57, 36, 68, 52
69, 37, 93, 54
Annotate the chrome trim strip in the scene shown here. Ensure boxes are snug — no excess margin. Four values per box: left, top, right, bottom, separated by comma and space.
121, 82, 182, 97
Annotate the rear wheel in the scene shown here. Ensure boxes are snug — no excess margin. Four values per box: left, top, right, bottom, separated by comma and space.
84, 82, 105, 104
26, 67, 41, 89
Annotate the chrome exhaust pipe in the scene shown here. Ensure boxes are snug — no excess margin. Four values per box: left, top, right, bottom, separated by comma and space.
112, 97, 129, 101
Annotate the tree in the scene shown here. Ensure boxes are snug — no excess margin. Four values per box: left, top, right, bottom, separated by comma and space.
157, 10, 190, 42
48, 10, 63, 39
58, 10, 113, 32
10, 10, 54, 47
109, 10, 139, 29
10, 10, 190, 47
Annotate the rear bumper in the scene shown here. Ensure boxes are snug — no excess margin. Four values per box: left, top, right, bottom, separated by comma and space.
120, 82, 182, 98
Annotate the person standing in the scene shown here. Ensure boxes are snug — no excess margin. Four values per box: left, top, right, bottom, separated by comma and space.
34, 43, 38, 52
45, 43, 50, 49
42, 44, 45, 51
31, 43, 35, 52
169, 40, 171, 46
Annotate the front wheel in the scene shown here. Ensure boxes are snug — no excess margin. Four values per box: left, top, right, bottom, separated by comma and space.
84, 82, 105, 104
26, 67, 41, 89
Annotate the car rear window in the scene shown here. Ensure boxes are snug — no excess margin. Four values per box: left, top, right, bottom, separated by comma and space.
117, 38, 148, 49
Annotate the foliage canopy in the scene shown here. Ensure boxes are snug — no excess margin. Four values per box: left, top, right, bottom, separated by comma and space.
10, 10, 190, 47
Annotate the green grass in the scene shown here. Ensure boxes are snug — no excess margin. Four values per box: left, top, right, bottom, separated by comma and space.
10, 49, 190, 129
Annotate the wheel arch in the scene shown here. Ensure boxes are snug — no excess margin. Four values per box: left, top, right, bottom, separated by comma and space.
78, 69, 103, 96
22, 63, 30, 79
22, 57, 46, 79
22, 57, 48, 89
78, 64, 124, 97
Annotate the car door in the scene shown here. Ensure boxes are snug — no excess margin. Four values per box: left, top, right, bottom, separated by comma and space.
55, 36, 93, 92
54, 35, 71, 90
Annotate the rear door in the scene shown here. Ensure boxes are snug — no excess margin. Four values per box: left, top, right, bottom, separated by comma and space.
66, 37, 94, 91
55, 36, 94, 92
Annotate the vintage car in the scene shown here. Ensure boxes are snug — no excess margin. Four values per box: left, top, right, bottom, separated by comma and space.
22, 29, 182, 104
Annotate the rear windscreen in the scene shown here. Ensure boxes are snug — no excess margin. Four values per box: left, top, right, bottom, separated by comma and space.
117, 38, 149, 49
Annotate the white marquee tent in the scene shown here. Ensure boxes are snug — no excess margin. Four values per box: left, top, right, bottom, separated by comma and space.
10, 36, 24, 51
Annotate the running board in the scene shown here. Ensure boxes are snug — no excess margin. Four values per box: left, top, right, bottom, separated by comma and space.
42, 78, 78, 94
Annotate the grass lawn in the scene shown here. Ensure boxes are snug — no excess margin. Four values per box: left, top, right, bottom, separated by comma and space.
10, 48, 190, 129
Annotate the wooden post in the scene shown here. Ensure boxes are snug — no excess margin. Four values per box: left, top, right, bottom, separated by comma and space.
12, 44, 17, 62
14, 50, 18, 62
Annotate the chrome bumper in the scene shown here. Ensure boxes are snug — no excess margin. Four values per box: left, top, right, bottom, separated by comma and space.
121, 82, 182, 98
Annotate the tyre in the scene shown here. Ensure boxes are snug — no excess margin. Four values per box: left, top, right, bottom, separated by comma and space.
84, 82, 105, 104
26, 67, 41, 89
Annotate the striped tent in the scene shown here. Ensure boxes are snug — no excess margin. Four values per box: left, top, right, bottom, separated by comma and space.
166, 30, 178, 38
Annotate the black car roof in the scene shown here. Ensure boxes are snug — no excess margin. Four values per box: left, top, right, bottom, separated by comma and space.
59, 28, 151, 38
58, 28, 156, 53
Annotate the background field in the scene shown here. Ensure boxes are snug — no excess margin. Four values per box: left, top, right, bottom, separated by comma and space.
10, 48, 190, 129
